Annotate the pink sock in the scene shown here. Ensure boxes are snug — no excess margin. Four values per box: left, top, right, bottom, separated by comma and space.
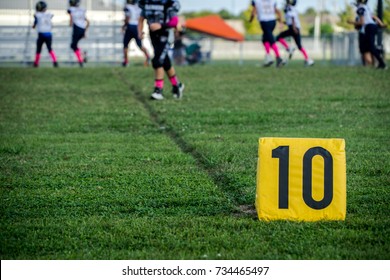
271, 43, 281, 58
278, 38, 289, 49
49, 51, 57, 63
155, 79, 164, 89
169, 75, 178, 87
75, 49, 83, 63
263, 42, 271, 54
300, 48, 309, 60
34, 53, 41, 65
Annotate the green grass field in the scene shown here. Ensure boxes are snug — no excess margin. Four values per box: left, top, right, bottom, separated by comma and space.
0, 63, 389, 260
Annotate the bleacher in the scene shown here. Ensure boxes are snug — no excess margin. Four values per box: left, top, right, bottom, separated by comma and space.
0, 0, 153, 65
0, 0, 120, 11
2, 1, 238, 65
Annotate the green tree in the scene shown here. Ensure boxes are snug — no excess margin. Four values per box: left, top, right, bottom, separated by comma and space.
337, 4, 356, 31
181, 10, 214, 19
308, 23, 334, 36
241, 6, 262, 35
181, 9, 239, 20
383, 0, 390, 33
304, 7, 317, 16
218, 9, 236, 19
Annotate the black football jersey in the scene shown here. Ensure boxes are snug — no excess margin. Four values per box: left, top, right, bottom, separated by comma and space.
139, 0, 180, 25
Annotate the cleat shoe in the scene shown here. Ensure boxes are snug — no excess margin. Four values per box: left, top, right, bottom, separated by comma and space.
151, 87, 164, 100
122, 61, 128, 67
305, 59, 315, 66
172, 82, 185, 99
33, 63, 38, 68
53, 62, 59, 68
276, 57, 286, 67
287, 47, 296, 60
377, 63, 388, 70
79, 62, 84, 68
263, 55, 274, 67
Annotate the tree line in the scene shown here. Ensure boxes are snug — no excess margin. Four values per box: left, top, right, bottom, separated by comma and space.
181, 1, 390, 36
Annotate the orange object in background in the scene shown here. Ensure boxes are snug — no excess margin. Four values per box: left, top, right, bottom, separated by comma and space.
184, 15, 244, 42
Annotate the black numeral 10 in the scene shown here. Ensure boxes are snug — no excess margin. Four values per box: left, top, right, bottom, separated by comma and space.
272, 146, 333, 210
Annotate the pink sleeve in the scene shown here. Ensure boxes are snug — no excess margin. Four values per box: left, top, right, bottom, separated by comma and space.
164, 16, 179, 28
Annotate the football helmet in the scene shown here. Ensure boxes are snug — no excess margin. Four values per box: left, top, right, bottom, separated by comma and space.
356, 0, 368, 4
286, 0, 297, 5
35, 1, 47, 11
69, 0, 80, 7
127, 0, 138, 4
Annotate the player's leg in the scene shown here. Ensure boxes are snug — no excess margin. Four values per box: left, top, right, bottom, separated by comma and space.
277, 28, 295, 59
164, 58, 184, 99
71, 26, 85, 67
152, 67, 165, 100
294, 30, 313, 66
34, 34, 44, 67
276, 30, 290, 49
150, 32, 168, 100
45, 35, 58, 67
265, 21, 284, 67
364, 52, 373, 66
366, 24, 386, 69
123, 27, 131, 66
358, 33, 372, 66
260, 21, 273, 66
133, 25, 150, 66
123, 47, 129, 67
141, 45, 150, 66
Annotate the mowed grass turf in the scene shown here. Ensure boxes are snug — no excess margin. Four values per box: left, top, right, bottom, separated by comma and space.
0, 64, 389, 259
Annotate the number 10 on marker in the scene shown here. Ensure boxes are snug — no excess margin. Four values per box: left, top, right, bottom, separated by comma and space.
256, 138, 346, 221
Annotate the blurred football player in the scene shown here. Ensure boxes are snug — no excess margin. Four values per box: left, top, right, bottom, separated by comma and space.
122, 0, 150, 67
250, 0, 285, 67
349, 0, 387, 69
32, 1, 58, 67
68, 0, 89, 67
276, 0, 314, 66
348, 14, 373, 66
138, 0, 184, 100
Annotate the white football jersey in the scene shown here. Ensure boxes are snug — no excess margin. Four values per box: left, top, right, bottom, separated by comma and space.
68, 6, 88, 29
285, 5, 301, 29
252, 0, 277, 22
356, 4, 375, 27
124, 4, 142, 25
34, 11, 53, 33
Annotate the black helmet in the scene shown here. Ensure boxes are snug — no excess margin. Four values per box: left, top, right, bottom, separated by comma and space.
69, 0, 80, 7
287, 0, 297, 6
356, 0, 368, 4
36, 1, 47, 11
127, 0, 138, 4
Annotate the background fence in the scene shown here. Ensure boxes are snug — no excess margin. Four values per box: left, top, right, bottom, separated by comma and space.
0, 0, 388, 66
